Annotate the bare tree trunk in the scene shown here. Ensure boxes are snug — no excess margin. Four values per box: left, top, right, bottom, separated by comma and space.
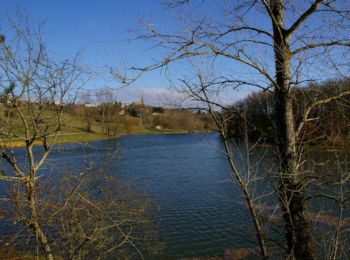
275, 88, 315, 259
222, 136, 268, 259
27, 146, 54, 260
107, 109, 110, 136
102, 107, 105, 135
28, 181, 54, 260
272, 1, 315, 259
201, 87, 268, 258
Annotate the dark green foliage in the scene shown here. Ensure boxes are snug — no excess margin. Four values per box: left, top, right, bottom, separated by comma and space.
127, 107, 139, 117
152, 107, 165, 113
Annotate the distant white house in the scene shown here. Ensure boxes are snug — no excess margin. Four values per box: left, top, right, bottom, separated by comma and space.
84, 103, 98, 108
120, 103, 129, 108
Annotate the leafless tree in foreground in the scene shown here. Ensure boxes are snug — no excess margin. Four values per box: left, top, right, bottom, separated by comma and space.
25, 149, 161, 260
113, 1, 350, 259
179, 72, 272, 258
0, 17, 162, 259
0, 17, 82, 259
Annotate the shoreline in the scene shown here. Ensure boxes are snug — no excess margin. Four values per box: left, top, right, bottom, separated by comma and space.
1, 129, 213, 148
4, 131, 348, 152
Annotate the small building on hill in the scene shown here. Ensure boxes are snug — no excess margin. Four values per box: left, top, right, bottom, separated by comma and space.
84, 103, 98, 108
131, 97, 144, 106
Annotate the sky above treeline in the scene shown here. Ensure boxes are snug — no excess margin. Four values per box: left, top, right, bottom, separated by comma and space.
2, 1, 348, 106
1, 1, 165, 100
1, 0, 252, 106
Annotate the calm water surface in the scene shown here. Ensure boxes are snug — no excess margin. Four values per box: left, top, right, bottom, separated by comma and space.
1, 133, 261, 258
102, 133, 258, 258
2, 133, 349, 259
114, 133, 255, 258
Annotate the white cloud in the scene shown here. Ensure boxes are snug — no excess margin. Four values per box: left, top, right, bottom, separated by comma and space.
80, 86, 253, 108
111, 87, 194, 107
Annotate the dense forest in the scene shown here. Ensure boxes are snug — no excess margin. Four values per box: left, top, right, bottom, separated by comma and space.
227, 79, 350, 146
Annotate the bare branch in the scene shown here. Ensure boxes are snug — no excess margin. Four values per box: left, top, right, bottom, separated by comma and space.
285, 0, 324, 40
296, 89, 350, 137
292, 41, 350, 55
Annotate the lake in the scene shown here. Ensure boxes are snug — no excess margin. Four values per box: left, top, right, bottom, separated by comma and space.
114, 133, 256, 258
44, 132, 258, 258
2, 133, 347, 259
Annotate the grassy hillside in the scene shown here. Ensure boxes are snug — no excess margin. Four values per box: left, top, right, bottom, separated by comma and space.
0, 103, 215, 147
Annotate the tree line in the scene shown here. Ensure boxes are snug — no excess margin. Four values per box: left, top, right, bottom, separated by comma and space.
227, 79, 350, 146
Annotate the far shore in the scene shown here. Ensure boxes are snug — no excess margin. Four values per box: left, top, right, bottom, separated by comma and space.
3, 131, 348, 152
1, 129, 213, 148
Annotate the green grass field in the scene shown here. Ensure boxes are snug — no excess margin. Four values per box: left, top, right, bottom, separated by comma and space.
0, 104, 196, 147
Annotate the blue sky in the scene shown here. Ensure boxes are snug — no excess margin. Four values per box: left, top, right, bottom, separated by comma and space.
1, 0, 252, 105
2, 0, 172, 94
1, 1, 348, 105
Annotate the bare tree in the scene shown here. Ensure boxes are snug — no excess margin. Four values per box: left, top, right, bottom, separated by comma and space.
0, 17, 84, 259
36, 150, 162, 260
0, 16, 163, 260
179, 72, 270, 258
113, 1, 350, 259
96, 88, 115, 136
